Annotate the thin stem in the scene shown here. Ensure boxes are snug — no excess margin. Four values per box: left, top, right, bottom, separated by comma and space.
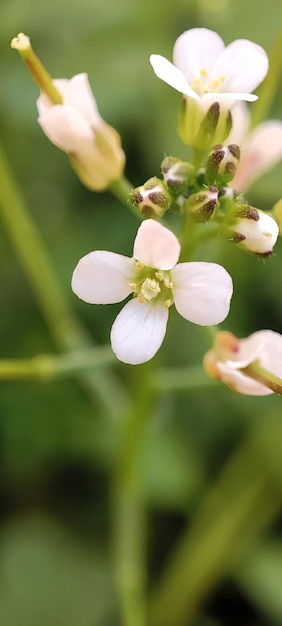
0, 346, 114, 380
113, 363, 154, 626
149, 422, 282, 626
152, 365, 218, 391
241, 362, 282, 395
109, 176, 142, 220
0, 143, 128, 417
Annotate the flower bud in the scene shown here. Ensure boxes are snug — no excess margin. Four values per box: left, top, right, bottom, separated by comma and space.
205, 144, 240, 185
161, 157, 194, 194
178, 97, 232, 151
184, 186, 218, 222
130, 177, 171, 217
227, 205, 279, 256
11, 34, 125, 192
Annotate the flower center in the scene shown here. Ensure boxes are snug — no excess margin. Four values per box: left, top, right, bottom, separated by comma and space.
129, 262, 174, 307
191, 68, 226, 97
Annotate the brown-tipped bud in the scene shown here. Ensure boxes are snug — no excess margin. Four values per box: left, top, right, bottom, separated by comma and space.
194, 103, 220, 151
130, 177, 171, 217
161, 157, 194, 194
184, 185, 219, 222
205, 144, 240, 185
226, 204, 279, 256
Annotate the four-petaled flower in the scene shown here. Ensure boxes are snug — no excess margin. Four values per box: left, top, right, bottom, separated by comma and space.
150, 28, 268, 106
37, 73, 125, 191
150, 28, 269, 148
71, 220, 233, 365
204, 330, 282, 395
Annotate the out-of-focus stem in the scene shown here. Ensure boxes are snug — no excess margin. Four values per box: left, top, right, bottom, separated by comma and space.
0, 143, 128, 417
113, 364, 153, 626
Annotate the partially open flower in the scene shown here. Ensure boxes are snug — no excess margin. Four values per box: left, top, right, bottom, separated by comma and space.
150, 28, 268, 148
72, 219, 233, 364
204, 330, 282, 396
228, 102, 282, 192
37, 73, 125, 191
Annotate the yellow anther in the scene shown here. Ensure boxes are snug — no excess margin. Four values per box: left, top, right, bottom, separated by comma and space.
135, 261, 144, 271
200, 68, 208, 78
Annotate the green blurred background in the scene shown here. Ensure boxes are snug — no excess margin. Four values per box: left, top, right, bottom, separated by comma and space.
1, 0, 282, 624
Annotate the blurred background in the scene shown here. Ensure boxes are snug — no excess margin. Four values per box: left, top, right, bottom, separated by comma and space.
1, 0, 282, 624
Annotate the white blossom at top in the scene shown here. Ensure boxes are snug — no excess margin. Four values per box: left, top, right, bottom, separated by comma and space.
203, 330, 282, 395
71, 219, 233, 365
37, 73, 125, 191
227, 102, 282, 191
150, 28, 268, 108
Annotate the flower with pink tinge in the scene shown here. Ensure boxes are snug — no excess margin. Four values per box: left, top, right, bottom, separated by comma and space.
72, 220, 233, 365
204, 330, 282, 395
227, 102, 282, 192
37, 73, 125, 191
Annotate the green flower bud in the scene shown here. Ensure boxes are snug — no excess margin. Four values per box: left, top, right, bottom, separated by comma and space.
205, 144, 241, 185
161, 157, 194, 194
130, 177, 171, 217
184, 185, 219, 222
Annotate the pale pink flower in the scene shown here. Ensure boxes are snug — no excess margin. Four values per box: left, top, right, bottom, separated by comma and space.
72, 220, 233, 364
37, 73, 125, 191
204, 330, 282, 395
228, 102, 282, 191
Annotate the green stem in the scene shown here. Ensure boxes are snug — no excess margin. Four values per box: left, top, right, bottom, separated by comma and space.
241, 362, 282, 395
113, 363, 154, 626
109, 176, 142, 220
152, 365, 218, 391
0, 346, 114, 380
149, 421, 282, 626
0, 143, 128, 417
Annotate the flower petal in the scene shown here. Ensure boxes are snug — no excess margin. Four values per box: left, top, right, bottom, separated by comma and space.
110, 299, 169, 364
172, 262, 233, 325
133, 219, 180, 269
211, 39, 269, 94
211, 330, 282, 395
149, 54, 198, 98
71, 251, 134, 304
231, 121, 282, 191
54, 73, 101, 127
173, 29, 224, 84
226, 101, 250, 145
38, 105, 94, 152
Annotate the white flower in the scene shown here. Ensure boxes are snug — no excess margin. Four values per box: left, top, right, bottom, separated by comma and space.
204, 330, 282, 396
227, 102, 282, 191
150, 29, 268, 149
71, 219, 233, 364
150, 28, 268, 105
37, 73, 125, 191
230, 206, 279, 256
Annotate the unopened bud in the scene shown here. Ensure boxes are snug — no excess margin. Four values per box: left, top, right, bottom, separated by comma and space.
206, 144, 240, 185
227, 205, 279, 256
184, 185, 218, 222
161, 157, 194, 194
130, 177, 171, 217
